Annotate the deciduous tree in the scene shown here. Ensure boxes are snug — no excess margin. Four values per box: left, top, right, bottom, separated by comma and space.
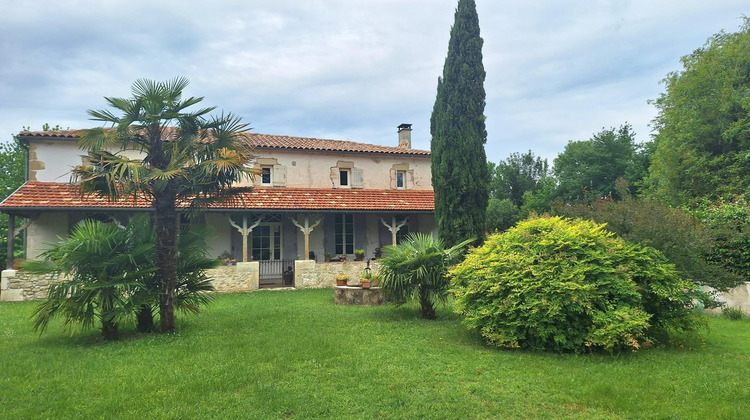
489, 151, 549, 207
647, 18, 750, 205
554, 124, 648, 203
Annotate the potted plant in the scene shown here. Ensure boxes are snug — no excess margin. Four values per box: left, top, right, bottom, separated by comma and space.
371, 274, 380, 287
335, 274, 349, 287
218, 250, 236, 266
360, 270, 372, 289
354, 249, 365, 261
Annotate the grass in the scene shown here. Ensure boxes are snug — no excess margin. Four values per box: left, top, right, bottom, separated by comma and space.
1, 289, 749, 419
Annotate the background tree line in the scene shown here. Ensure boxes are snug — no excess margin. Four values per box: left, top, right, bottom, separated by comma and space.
484, 18, 750, 297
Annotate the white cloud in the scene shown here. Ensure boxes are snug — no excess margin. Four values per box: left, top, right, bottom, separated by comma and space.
0, 0, 746, 165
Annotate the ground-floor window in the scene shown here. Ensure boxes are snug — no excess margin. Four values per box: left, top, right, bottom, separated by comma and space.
335, 214, 354, 255
251, 224, 281, 260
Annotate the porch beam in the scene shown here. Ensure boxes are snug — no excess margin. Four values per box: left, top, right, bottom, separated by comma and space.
290, 216, 321, 260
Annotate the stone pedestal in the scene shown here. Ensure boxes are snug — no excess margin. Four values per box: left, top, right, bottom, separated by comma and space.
334, 286, 385, 306
1, 269, 23, 302
236, 262, 260, 290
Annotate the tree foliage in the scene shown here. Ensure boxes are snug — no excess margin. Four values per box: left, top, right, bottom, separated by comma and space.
378, 233, 471, 319
451, 216, 707, 352
555, 180, 742, 299
647, 18, 750, 206
0, 138, 27, 262
694, 197, 750, 285
74, 77, 255, 333
23, 217, 217, 339
430, 0, 489, 247
24, 219, 157, 340
485, 198, 522, 233
554, 124, 649, 203
489, 151, 549, 207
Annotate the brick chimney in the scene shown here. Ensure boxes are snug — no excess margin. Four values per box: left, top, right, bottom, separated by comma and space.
397, 123, 412, 148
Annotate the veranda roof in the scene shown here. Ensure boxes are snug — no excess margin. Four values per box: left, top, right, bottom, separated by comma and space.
0, 182, 435, 213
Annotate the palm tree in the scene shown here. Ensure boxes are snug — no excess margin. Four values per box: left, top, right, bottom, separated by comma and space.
23, 220, 156, 340
73, 78, 256, 333
131, 219, 218, 332
378, 233, 472, 319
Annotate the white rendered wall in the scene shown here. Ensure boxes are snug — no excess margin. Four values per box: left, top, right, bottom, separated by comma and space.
239, 149, 432, 190
26, 213, 69, 259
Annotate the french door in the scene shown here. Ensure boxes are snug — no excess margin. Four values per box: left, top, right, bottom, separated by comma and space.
251, 223, 281, 261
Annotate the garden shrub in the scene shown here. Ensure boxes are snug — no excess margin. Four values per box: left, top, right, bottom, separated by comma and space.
554, 179, 743, 298
450, 216, 707, 352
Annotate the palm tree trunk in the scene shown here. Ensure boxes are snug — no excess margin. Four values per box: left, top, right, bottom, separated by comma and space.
155, 190, 179, 333
419, 287, 437, 320
101, 320, 119, 340
136, 304, 154, 333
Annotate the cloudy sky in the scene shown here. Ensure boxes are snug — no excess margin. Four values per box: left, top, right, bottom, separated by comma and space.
0, 1, 746, 163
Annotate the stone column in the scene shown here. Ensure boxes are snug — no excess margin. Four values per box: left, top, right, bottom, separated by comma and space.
236, 261, 260, 290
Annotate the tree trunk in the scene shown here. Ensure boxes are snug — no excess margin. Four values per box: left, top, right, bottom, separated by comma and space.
155, 189, 179, 333
136, 304, 154, 333
101, 320, 119, 340
419, 288, 437, 320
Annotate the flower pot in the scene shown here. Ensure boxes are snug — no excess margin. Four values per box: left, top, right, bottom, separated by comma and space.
336, 279, 347, 287
361, 280, 371, 289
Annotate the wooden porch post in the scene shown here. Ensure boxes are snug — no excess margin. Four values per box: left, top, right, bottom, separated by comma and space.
227, 215, 262, 262
380, 216, 408, 245
290, 216, 321, 260
6, 213, 14, 269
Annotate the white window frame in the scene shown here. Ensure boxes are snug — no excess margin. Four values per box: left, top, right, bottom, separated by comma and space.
396, 170, 406, 189
339, 168, 351, 188
260, 166, 273, 186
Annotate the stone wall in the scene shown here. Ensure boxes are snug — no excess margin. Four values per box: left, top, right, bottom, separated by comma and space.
295, 260, 379, 288
207, 262, 259, 293
0, 269, 62, 301
707, 282, 750, 315
0, 261, 377, 301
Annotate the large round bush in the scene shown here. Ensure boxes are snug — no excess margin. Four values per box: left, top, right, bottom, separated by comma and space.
450, 216, 705, 352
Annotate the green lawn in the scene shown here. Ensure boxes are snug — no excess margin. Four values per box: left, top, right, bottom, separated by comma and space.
1, 289, 748, 419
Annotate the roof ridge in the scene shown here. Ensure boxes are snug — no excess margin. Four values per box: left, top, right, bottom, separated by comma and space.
18, 130, 430, 155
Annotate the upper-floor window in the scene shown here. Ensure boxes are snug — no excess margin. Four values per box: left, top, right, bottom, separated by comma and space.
391, 164, 410, 190
260, 166, 272, 186
339, 169, 350, 187
332, 161, 363, 189
254, 158, 286, 187
396, 170, 406, 189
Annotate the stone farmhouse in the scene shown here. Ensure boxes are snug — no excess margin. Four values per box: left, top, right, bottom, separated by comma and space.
1, 124, 435, 300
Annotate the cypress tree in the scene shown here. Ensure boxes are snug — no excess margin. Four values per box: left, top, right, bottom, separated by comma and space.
430, 0, 489, 247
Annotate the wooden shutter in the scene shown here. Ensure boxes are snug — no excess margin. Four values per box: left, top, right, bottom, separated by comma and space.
351, 168, 364, 189
273, 165, 287, 187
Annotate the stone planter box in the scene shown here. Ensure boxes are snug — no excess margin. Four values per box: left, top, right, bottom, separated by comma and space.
334, 285, 386, 306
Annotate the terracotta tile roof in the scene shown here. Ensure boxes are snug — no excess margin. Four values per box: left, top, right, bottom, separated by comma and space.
17, 130, 430, 156
0, 182, 434, 212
